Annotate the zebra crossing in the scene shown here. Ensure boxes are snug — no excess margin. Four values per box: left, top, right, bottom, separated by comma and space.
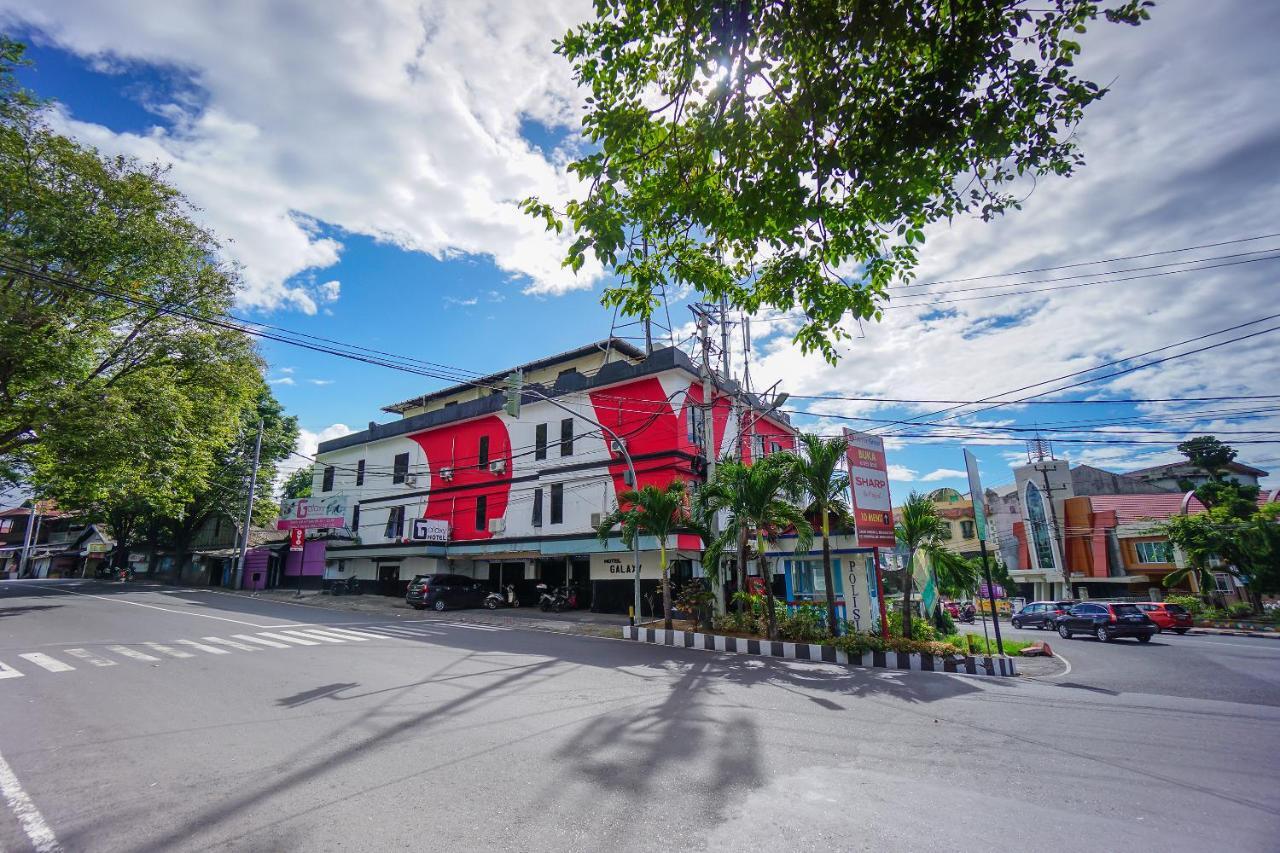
0, 620, 511, 680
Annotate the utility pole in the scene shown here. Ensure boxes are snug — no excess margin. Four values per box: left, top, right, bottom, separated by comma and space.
718, 295, 731, 379
234, 420, 264, 591
16, 502, 37, 578
696, 306, 724, 614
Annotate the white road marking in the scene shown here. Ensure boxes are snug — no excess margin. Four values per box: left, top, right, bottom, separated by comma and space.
302, 628, 370, 642
17, 653, 74, 673
280, 629, 346, 644
0, 661, 24, 679
63, 648, 116, 667
175, 639, 231, 655
143, 643, 194, 659
31, 583, 301, 629
368, 626, 422, 635
319, 627, 393, 640
232, 634, 292, 649
0, 747, 62, 852
200, 636, 261, 652
105, 645, 161, 662
257, 631, 321, 646
443, 622, 508, 632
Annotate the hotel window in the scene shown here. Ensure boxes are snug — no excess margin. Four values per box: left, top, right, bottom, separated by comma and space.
550, 483, 564, 524
687, 405, 706, 448
960, 520, 975, 539
1213, 572, 1232, 594
322, 465, 335, 492
1134, 541, 1173, 564
475, 495, 488, 531
350, 504, 360, 536
392, 452, 410, 484
383, 505, 405, 539
535, 423, 548, 460
938, 522, 953, 540
478, 435, 490, 468
560, 418, 574, 457
355, 459, 365, 487
532, 488, 543, 527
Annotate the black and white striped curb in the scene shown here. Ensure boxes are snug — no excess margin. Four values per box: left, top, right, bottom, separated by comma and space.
622, 626, 1018, 678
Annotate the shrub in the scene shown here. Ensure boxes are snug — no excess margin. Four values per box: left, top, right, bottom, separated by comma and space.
885, 609, 938, 642
934, 608, 957, 635
674, 580, 715, 630
828, 631, 964, 658
1227, 602, 1255, 619
1164, 594, 1204, 616
777, 605, 830, 643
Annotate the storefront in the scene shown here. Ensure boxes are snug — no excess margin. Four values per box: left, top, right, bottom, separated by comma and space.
771, 538, 884, 635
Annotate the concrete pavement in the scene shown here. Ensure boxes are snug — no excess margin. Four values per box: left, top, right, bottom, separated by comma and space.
1, 579, 1278, 852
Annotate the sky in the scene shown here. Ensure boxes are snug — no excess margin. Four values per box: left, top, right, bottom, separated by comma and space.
2, 0, 1278, 500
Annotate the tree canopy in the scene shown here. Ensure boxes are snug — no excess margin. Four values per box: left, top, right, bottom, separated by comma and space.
0, 37, 268, 520
526, 0, 1153, 362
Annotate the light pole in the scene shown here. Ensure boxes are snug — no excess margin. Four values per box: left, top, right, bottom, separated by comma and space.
506, 379, 645, 626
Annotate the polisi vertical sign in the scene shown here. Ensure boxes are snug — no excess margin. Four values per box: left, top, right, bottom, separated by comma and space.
843, 429, 896, 547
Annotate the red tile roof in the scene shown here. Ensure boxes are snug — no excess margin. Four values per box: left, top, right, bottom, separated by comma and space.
1088, 490, 1274, 523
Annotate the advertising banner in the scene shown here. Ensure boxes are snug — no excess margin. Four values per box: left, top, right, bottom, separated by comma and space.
963, 449, 988, 542
843, 429, 896, 547
277, 495, 349, 530
289, 528, 305, 552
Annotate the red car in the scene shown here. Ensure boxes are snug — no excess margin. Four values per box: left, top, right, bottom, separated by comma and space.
1134, 602, 1193, 634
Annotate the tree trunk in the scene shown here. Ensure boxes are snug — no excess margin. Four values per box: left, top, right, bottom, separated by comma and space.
820, 510, 838, 636
902, 548, 916, 640
736, 526, 749, 614
659, 544, 672, 631
758, 533, 777, 640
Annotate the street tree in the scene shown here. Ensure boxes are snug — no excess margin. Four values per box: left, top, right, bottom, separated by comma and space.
526, 0, 1153, 362
894, 491, 971, 639
787, 433, 851, 636
596, 481, 691, 630
1, 38, 270, 541
282, 466, 314, 500
699, 453, 811, 640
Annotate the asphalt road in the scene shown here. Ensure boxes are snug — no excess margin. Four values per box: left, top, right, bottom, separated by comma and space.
1, 580, 1277, 853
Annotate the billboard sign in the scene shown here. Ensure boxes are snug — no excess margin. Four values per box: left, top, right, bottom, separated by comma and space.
979, 581, 1006, 599
843, 429, 896, 548
277, 495, 349, 530
411, 518, 450, 542
289, 528, 305, 552
963, 449, 988, 542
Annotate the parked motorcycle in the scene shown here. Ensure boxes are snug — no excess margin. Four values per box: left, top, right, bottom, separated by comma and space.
958, 605, 976, 624
485, 583, 520, 609
329, 575, 362, 596
536, 583, 569, 612
115, 567, 134, 582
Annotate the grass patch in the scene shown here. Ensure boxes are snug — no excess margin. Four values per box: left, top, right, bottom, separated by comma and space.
945, 634, 1033, 656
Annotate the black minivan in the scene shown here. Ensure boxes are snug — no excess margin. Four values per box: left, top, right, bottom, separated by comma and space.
406, 574, 487, 611
1054, 602, 1158, 642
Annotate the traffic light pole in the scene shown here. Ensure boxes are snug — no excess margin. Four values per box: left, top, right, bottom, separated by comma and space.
507, 379, 644, 626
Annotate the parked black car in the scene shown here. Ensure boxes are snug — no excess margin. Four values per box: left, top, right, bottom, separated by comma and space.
406, 573, 487, 611
1054, 602, 1157, 642
1011, 600, 1077, 630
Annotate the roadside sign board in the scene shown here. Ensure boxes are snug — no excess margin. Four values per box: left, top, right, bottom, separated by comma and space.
843, 429, 896, 547
411, 518, 450, 542
289, 528, 305, 551
277, 495, 348, 530
979, 581, 1006, 599
963, 449, 988, 542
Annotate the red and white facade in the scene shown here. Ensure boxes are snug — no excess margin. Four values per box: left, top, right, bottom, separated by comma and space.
313, 340, 795, 609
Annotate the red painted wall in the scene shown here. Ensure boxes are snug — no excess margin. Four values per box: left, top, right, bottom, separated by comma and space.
409, 414, 512, 540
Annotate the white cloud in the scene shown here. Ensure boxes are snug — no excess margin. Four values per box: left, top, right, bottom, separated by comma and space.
308, 379, 334, 386
277, 366, 295, 375
317, 280, 340, 303
887, 465, 918, 481
3, 0, 601, 311
443, 296, 479, 308
274, 423, 354, 495
268, 376, 295, 386
918, 468, 967, 483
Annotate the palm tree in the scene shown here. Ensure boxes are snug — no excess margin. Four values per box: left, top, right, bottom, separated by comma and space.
700, 454, 812, 639
788, 433, 852, 636
696, 459, 752, 612
894, 491, 970, 639
596, 481, 690, 630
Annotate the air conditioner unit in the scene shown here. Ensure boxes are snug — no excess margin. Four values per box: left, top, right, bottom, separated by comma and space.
489, 459, 506, 474
590, 512, 603, 529
609, 438, 627, 455
439, 467, 453, 481
404, 474, 418, 487
487, 518, 506, 534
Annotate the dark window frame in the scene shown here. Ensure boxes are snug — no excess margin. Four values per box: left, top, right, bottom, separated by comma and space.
532, 488, 543, 527
559, 418, 574, 457
535, 423, 548, 460
384, 505, 405, 539
478, 435, 490, 468
351, 504, 360, 536
322, 465, 335, 492
475, 495, 488, 531
393, 452, 410, 484
355, 459, 365, 487
550, 482, 564, 525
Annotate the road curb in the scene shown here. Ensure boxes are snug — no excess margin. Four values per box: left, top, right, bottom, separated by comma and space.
621, 626, 1019, 677
1188, 628, 1280, 639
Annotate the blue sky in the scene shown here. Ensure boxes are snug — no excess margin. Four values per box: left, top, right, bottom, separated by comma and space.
6, 2, 1279, 497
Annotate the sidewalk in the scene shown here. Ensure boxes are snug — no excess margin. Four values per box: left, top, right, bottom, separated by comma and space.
229, 588, 630, 638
